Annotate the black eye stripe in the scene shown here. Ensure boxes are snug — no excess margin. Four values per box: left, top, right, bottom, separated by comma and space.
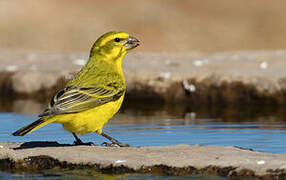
114, 38, 121, 42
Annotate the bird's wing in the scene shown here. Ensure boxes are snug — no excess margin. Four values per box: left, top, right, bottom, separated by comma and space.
39, 83, 125, 117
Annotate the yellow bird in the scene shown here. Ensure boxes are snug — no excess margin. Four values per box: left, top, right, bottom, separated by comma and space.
13, 31, 140, 147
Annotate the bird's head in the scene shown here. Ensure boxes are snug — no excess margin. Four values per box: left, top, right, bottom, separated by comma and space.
90, 31, 140, 59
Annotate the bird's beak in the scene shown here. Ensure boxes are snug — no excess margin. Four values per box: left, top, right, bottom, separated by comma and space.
125, 36, 140, 50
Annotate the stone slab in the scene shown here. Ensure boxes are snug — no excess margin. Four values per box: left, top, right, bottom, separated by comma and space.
0, 142, 285, 179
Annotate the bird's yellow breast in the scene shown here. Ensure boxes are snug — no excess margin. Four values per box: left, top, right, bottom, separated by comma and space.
48, 94, 125, 135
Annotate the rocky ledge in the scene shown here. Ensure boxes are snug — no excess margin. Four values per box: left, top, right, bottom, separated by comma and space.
1, 49, 286, 105
0, 142, 285, 179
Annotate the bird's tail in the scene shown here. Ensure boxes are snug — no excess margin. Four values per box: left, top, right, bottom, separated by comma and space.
12, 118, 51, 136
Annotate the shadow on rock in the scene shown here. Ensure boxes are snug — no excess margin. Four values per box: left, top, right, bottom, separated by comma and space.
13, 141, 73, 150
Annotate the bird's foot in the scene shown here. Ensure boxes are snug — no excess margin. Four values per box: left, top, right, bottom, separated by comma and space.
100, 132, 130, 147
73, 140, 94, 146
102, 142, 130, 147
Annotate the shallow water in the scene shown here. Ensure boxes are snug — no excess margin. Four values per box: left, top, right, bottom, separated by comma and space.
0, 100, 285, 179
1, 101, 286, 153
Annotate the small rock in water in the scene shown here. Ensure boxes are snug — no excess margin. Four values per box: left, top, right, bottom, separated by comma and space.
260, 61, 268, 69
257, 160, 265, 165
115, 160, 126, 164
193, 60, 203, 66
193, 59, 209, 67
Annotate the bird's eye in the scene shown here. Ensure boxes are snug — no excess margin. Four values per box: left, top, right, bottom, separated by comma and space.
114, 38, 121, 42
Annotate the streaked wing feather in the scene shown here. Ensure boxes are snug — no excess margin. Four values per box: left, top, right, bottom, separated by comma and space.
39, 84, 124, 117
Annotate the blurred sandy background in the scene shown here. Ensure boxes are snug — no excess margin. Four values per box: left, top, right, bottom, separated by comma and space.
1, 0, 286, 53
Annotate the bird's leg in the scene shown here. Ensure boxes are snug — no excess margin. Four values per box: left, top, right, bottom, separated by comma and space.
101, 132, 130, 147
72, 133, 94, 146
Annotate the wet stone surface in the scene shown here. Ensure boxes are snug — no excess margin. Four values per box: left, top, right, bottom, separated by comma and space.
2, 49, 286, 104
0, 142, 285, 179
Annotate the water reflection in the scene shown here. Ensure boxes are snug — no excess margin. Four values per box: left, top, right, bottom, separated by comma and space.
2, 97, 286, 124
122, 100, 286, 130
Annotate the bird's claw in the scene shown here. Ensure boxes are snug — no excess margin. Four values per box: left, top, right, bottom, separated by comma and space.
102, 142, 117, 147
102, 142, 130, 147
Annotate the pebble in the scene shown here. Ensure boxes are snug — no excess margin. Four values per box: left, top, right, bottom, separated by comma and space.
257, 160, 265, 165
115, 160, 126, 164
260, 61, 268, 69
